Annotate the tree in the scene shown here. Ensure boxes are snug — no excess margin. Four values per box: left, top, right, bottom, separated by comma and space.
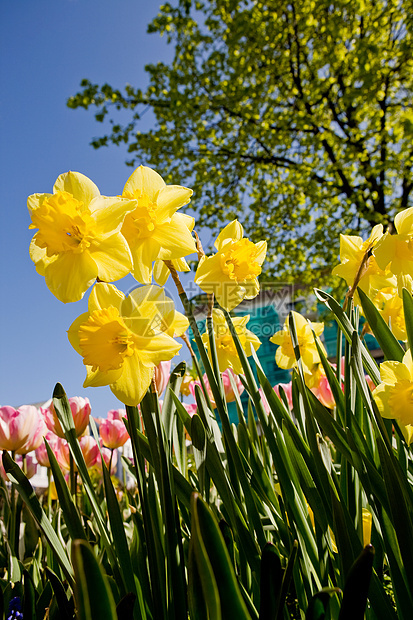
68, 0, 413, 290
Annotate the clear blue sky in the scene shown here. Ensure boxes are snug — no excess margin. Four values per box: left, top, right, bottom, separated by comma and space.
0, 0, 194, 417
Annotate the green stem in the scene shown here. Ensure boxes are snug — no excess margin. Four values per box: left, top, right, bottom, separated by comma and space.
9, 451, 16, 554
70, 452, 76, 498
108, 449, 114, 477
47, 467, 52, 518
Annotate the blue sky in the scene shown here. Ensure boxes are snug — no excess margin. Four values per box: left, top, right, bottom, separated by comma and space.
0, 0, 195, 417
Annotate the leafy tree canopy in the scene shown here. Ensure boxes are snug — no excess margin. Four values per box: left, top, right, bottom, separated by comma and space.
68, 0, 413, 291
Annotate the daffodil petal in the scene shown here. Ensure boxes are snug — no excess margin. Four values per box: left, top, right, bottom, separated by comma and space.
374, 233, 396, 271
110, 354, 155, 406
130, 238, 160, 284
169, 311, 189, 337
29, 236, 56, 275
67, 312, 90, 353
89, 233, 133, 282
123, 285, 175, 328
154, 213, 196, 259
27, 193, 52, 214
339, 234, 363, 259
400, 423, 413, 445
402, 348, 413, 373
395, 207, 413, 235
84, 366, 123, 388
123, 165, 165, 202
214, 220, 244, 250
242, 279, 260, 300
135, 332, 181, 367
90, 196, 137, 234
88, 283, 125, 314
155, 186, 193, 223
372, 382, 392, 417
53, 171, 100, 208
276, 347, 295, 370
153, 260, 170, 286
379, 361, 410, 384
44, 252, 97, 303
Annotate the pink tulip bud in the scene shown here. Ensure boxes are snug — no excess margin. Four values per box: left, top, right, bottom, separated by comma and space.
17, 411, 48, 455
55, 435, 99, 472
189, 369, 244, 407
96, 446, 118, 475
154, 360, 171, 396
273, 382, 293, 410
0, 405, 40, 452
184, 403, 197, 417
0, 454, 7, 481
98, 413, 129, 449
35, 431, 59, 468
15, 455, 37, 479
41, 397, 91, 439
311, 375, 335, 409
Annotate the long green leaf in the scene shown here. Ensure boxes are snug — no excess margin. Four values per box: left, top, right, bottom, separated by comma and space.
259, 543, 283, 620
72, 540, 118, 620
402, 288, 413, 353
46, 568, 74, 620
2, 451, 74, 587
44, 440, 86, 541
314, 289, 380, 382
191, 493, 251, 619
358, 287, 404, 362
338, 545, 374, 620
52, 383, 122, 587
101, 459, 145, 620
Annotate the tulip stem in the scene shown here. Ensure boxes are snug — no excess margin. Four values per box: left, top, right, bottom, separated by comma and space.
9, 451, 16, 554
47, 468, 52, 518
70, 453, 76, 498
108, 449, 114, 477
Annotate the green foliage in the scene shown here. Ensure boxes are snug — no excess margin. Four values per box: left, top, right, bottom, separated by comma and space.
4, 288, 413, 617
67, 0, 413, 290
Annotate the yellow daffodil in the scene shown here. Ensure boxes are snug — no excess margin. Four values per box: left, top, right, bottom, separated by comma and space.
194, 220, 267, 311
332, 225, 395, 300
307, 504, 372, 552
68, 283, 182, 405
374, 207, 413, 295
120, 166, 196, 284
373, 350, 413, 429
201, 308, 261, 374
153, 257, 191, 286
372, 287, 406, 341
28, 171, 136, 303
270, 311, 326, 376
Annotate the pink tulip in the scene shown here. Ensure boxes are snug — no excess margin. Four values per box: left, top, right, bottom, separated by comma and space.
189, 369, 244, 407
0, 455, 7, 481
55, 436, 99, 472
98, 417, 129, 449
95, 409, 129, 450
17, 411, 48, 455
0, 453, 37, 480
96, 446, 118, 475
0, 405, 40, 452
16, 455, 37, 479
35, 431, 59, 468
41, 397, 91, 439
365, 375, 376, 391
273, 382, 293, 410
184, 403, 198, 417
154, 360, 171, 396
260, 382, 293, 414
311, 375, 335, 409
